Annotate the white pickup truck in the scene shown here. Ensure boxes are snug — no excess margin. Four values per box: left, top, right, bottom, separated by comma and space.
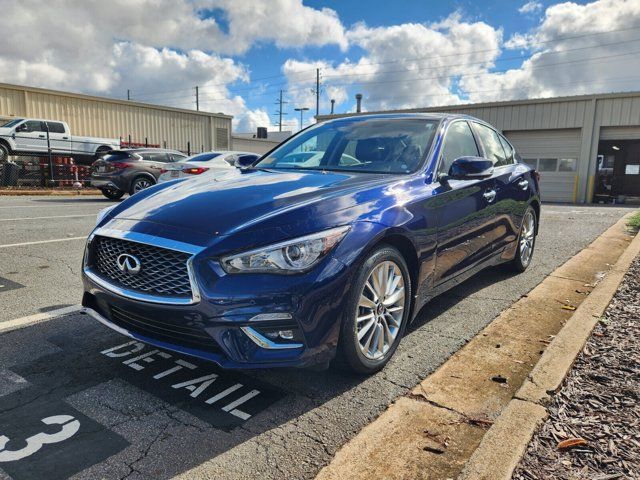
0, 118, 120, 162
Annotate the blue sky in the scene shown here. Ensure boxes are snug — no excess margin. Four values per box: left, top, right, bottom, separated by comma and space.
1, 0, 638, 132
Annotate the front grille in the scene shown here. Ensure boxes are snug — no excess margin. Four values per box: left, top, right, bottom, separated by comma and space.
90, 235, 193, 299
109, 306, 221, 353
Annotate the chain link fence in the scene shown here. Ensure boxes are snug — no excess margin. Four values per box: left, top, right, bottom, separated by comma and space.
0, 129, 208, 189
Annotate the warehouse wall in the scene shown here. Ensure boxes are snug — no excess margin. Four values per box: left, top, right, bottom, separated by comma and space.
0, 83, 232, 153
318, 91, 640, 203
231, 136, 280, 154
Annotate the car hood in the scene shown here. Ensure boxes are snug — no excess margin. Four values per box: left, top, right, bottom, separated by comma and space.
109, 168, 396, 237
0, 127, 13, 135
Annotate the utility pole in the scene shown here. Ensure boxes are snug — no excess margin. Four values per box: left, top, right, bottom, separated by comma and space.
274, 90, 288, 132
315, 68, 320, 118
195, 86, 199, 111
127, 89, 130, 101
294, 107, 309, 131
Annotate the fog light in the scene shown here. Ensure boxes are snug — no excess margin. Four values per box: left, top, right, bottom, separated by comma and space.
278, 330, 294, 340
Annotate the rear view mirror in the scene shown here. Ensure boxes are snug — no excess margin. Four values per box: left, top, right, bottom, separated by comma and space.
448, 156, 494, 180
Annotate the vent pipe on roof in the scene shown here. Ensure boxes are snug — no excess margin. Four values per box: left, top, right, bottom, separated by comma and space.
355, 93, 363, 113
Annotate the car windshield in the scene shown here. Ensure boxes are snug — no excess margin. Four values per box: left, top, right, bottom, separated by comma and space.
181, 152, 222, 163
256, 117, 439, 174
1, 119, 24, 128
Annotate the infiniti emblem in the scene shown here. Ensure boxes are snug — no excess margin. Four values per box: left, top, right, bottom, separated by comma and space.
116, 253, 141, 274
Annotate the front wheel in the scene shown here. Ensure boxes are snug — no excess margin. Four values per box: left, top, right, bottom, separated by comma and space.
101, 188, 124, 200
337, 245, 412, 374
510, 206, 537, 272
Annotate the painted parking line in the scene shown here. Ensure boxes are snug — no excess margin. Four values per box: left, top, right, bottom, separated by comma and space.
0, 214, 96, 222
0, 305, 83, 334
0, 327, 286, 479
0, 237, 86, 249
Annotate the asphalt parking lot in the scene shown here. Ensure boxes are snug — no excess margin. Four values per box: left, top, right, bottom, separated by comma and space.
0, 196, 635, 480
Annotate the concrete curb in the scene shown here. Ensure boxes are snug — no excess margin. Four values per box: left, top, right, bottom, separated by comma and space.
458, 224, 640, 480
0, 189, 102, 196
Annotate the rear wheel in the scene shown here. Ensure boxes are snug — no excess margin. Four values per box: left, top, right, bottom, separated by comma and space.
101, 188, 124, 200
130, 177, 154, 195
510, 206, 537, 272
337, 245, 412, 374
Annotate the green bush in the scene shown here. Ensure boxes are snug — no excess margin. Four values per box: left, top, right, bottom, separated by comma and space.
628, 210, 640, 232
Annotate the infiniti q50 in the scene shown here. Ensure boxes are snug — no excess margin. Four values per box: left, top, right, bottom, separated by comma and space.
82, 113, 540, 374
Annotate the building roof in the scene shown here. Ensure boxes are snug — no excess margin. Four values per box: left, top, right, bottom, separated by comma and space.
317, 90, 640, 121
0, 82, 233, 119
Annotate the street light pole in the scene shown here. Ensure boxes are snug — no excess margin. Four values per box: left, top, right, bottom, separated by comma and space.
294, 107, 310, 131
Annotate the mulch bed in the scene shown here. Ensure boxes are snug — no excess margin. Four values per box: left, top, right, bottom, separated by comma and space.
513, 254, 640, 480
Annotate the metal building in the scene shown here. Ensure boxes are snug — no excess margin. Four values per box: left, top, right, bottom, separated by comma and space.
319, 91, 640, 204
0, 82, 232, 154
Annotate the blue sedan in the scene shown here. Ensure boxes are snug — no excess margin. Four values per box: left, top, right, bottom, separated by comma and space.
82, 113, 540, 374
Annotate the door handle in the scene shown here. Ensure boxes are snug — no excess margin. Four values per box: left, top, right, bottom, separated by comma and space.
62, 136, 69, 140
517, 179, 529, 190
38, 134, 45, 138
483, 190, 497, 203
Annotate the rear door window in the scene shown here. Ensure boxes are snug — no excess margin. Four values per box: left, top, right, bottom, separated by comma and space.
472, 123, 509, 167
498, 134, 515, 165
46, 122, 66, 134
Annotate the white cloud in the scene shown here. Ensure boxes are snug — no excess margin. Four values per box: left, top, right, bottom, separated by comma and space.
0, 0, 347, 132
464, 0, 640, 103
283, 14, 503, 113
518, 1, 544, 14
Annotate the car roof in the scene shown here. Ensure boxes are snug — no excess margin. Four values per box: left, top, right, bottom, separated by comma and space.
115, 148, 186, 155
322, 112, 480, 123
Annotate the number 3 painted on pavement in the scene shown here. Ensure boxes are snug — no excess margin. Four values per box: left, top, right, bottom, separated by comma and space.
0, 415, 81, 462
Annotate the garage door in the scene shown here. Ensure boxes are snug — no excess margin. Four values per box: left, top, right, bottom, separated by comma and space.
599, 126, 640, 140
504, 129, 581, 203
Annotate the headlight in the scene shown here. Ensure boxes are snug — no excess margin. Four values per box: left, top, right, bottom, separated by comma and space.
96, 205, 116, 226
221, 226, 350, 274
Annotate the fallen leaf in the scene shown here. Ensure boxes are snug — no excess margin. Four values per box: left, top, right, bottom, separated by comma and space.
557, 438, 588, 450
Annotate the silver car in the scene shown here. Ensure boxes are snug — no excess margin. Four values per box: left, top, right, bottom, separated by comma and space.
158, 151, 260, 183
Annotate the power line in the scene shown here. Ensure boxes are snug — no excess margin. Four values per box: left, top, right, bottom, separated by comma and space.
129, 24, 640, 99
131, 48, 640, 106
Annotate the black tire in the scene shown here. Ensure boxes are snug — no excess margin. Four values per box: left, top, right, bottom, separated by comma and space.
101, 188, 124, 200
0, 143, 10, 163
510, 206, 537, 273
129, 176, 154, 195
336, 245, 412, 375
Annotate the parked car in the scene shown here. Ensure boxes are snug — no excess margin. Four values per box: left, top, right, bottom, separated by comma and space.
157, 151, 260, 183
0, 118, 120, 162
90, 148, 187, 199
82, 113, 540, 374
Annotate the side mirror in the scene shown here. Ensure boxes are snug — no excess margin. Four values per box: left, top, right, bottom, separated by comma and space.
448, 156, 494, 180
236, 155, 258, 169
15, 124, 27, 132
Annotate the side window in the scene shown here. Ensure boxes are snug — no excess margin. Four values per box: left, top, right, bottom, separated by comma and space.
46, 122, 66, 134
498, 134, 515, 165
24, 120, 45, 132
169, 153, 186, 162
439, 121, 479, 175
473, 123, 508, 167
153, 153, 171, 163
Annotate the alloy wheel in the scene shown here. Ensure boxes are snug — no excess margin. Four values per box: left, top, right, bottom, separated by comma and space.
519, 210, 536, 267
134, 179, 152, 192
356, 260, 405, 360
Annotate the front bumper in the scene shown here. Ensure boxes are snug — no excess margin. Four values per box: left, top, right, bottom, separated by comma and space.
82, 229, 355, 369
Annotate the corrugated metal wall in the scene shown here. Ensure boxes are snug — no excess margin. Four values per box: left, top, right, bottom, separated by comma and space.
232, 137, 280, 154
0, 83, 232, 153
